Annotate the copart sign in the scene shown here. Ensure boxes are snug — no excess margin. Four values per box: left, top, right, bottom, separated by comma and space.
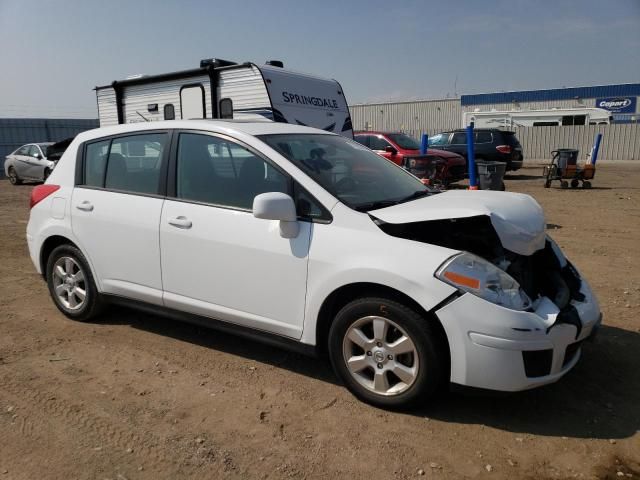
596, 97, 637, 114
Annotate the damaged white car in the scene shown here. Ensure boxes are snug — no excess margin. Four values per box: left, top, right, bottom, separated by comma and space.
26, 121, 601, 408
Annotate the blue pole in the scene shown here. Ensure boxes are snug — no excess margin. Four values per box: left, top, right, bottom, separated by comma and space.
466, 123, 478, 189
591, 133, 603, 165
420, 134, 428, 155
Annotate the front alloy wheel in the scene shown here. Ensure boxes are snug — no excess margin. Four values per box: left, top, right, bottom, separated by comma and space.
329, 297, 446, 408
343, 315, 419, 396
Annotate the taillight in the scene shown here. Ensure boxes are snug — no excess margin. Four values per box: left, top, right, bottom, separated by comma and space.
496, 145, 512, 154
30, 184, 60, 209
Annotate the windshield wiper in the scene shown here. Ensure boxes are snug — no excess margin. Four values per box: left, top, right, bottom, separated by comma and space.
353, 200, 400, 212
397, 189, 431, 204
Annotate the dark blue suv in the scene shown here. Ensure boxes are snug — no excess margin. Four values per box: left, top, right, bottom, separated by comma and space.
428, 129, 523, 171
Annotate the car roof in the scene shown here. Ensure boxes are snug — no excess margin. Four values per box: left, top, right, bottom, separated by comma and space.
75, 120, 336, 143
450, 128, 514, 133
354, 131, 403, 135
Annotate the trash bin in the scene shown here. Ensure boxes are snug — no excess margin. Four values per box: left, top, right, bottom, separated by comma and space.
554, 149, 579, 170
476, 161, 506, 191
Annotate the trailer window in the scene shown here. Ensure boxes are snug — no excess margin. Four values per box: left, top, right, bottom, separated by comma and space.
219, 98, 233, 119
561, 115, 586, 126
164, 104, 175, 120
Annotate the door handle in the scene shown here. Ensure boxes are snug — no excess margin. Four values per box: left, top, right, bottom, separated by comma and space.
168, 216, 192, 229
76, 201, 94, 212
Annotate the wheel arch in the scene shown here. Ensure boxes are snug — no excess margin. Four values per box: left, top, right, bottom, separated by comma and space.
314, 282, 450, 366
39, 235, 80, 278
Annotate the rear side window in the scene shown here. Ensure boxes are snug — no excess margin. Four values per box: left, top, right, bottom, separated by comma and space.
82, 133, 167, 195
15, 145, 30, 155
475, 132, 492, 143
84, 140, 110, 187
105, 134, 166, 194
450, 132, 467, 145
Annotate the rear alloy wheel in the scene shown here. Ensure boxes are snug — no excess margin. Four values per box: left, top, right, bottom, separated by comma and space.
329, 298, 445, 408
8, 167, 22, 185
46, 244, 103, 321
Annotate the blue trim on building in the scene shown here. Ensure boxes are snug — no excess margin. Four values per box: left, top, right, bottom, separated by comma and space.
461, 84, 640, 106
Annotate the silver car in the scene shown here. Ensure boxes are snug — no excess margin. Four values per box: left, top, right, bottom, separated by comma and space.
4, 143, 55, 185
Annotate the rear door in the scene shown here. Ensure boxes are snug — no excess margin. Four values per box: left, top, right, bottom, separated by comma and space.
71, 131, 170, 305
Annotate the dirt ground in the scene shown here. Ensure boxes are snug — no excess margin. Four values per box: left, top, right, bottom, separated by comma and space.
0, 164, 639, 480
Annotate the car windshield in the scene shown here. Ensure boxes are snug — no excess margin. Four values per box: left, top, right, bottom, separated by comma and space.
258, 134, 432, 212
387, 133, 420, 150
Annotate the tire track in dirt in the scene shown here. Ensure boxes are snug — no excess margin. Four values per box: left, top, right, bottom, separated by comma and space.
0, 373, 170, 471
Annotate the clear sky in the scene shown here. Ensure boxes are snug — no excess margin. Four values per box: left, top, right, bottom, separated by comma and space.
1, 0, 639, 118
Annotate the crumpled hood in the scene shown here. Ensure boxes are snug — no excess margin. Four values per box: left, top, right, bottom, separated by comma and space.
370, 190, 546, 256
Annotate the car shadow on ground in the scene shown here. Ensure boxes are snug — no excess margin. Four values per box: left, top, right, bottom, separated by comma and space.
99, 308, 639, 440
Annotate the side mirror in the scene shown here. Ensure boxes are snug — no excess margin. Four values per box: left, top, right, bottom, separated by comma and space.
252, 192, 299, 238
33, 152, 42, 159
384, 145, 397, 155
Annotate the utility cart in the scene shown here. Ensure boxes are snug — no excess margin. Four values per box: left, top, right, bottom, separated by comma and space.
543, 148, 596, 189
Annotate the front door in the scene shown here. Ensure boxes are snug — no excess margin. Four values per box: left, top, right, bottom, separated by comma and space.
71, 132, 169, 304
159, 131, 311, 338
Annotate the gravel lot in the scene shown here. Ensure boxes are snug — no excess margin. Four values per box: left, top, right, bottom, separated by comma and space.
1, 164, 639, 480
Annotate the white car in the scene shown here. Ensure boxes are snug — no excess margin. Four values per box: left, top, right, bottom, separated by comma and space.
5, 142, 55, 184
26, 120, 601, 408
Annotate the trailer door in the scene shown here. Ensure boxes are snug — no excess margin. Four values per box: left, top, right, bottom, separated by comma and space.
180, 85, 205, 119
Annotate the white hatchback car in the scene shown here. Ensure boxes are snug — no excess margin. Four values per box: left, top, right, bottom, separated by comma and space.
27, 120, 601, 408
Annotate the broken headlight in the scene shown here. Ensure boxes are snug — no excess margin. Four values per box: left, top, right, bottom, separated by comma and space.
436, 252, 532, 311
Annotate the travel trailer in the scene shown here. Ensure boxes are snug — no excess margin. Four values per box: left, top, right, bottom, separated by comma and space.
463, 107, 612, 128
95, 59, 353, 137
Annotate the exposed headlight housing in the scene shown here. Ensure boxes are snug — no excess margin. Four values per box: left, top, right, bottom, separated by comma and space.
436, 252, 532, 311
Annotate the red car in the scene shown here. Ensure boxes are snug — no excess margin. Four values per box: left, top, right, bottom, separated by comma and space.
354, 131, 466, 186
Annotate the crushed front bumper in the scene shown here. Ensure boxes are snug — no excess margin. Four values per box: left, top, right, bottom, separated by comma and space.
435, 277, 601, 392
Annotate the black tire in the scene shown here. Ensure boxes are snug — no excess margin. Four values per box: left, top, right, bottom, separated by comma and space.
8, 167, 22, 185
571, 179, 579, 188
328, 297, 446, 409
46, 244, 104, 321
561, 180, 569, 189
583, 181, 592, 189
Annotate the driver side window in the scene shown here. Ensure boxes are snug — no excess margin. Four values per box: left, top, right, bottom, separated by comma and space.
368, 136, 391, 151
176, 133, 289, 210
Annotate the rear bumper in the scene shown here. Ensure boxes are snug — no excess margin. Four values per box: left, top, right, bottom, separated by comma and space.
507, 159, 523, 171
435, 277, 601, 392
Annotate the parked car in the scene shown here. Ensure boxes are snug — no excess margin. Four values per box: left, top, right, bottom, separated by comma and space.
428, 128, 524, 171
354, 131, 466, 186
27, 120, 601, 408
4, 142, 56, 184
